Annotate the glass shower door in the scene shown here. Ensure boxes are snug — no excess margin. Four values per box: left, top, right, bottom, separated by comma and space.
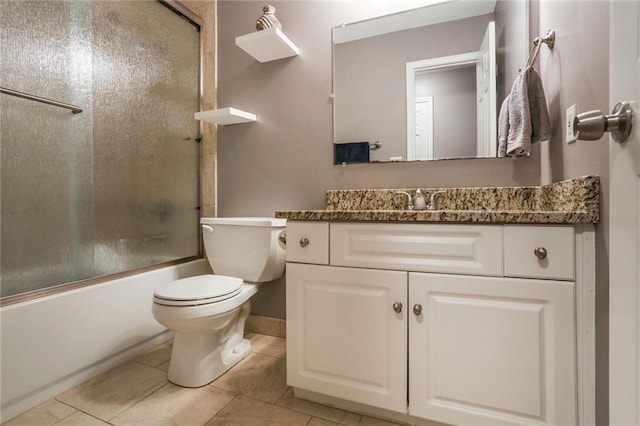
0, 0, 200, 298
1, 0, 96, 296
91, 1, 200, 276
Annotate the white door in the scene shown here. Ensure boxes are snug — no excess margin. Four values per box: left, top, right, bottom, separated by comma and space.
409, 273, 576, 426
286, 263, 408, 413
476, 21, 497, 158
414, 96, 434, 160
609, 1, 640, 424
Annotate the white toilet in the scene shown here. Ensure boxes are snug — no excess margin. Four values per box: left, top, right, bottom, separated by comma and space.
152, 217, 286, 387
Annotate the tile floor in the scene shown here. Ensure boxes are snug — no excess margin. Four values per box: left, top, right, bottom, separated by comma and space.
5, 334, 402, 426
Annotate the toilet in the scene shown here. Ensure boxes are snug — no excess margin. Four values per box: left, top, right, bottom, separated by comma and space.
152, 217, 286, 387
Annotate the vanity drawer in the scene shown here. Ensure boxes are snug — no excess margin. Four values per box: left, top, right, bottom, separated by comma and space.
330, 223, 503, 276
286, 221, 329, 265
504, 225, 575, 280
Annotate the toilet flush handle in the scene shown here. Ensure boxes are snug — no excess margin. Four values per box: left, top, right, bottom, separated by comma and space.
202, 224, 214, 233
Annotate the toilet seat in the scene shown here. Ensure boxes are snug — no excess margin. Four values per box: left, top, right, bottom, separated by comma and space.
154, 275, 243, 307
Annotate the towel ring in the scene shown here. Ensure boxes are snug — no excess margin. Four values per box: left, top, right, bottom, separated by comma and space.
522, 29, 556, 70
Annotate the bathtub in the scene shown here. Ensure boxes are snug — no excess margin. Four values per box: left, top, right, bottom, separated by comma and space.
0, 259, 208, 422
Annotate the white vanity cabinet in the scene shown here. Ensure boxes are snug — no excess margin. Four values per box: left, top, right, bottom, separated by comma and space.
286, 221, 595, 426
408, 273, 576, 425
286, 263, 407, 412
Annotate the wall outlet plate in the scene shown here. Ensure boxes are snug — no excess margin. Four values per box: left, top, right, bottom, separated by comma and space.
566, 104, 578, 143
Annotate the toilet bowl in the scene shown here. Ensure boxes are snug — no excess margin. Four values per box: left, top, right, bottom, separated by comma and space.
152, 217, 286, 387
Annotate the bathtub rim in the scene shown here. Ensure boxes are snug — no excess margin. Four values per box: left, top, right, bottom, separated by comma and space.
1, 255, 203, 307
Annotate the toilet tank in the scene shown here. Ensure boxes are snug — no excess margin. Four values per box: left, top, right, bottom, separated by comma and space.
200, 217, 286, 283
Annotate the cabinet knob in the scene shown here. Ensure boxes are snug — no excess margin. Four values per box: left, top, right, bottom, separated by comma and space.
299, 237, 310, 247
392, 302, 403, 313
413, 304, 423, 316
534, 247, 548, 259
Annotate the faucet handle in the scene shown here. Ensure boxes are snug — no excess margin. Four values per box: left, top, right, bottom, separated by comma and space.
427, 191, 446, 211
395, 191, 414, 210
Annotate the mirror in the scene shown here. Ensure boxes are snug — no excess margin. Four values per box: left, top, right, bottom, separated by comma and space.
332, 0, 529, 163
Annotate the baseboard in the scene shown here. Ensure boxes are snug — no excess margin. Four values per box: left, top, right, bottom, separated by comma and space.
246, 315, 286, 338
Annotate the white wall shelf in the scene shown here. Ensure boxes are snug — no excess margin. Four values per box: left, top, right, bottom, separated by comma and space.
194, 107, 256, 125
235, 27, 299, 63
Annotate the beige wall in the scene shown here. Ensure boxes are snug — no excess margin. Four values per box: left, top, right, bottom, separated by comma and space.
537, 1, 610, 424
216, 0, 541, 318
215, 1, 609, 421
216, 1, 541, 209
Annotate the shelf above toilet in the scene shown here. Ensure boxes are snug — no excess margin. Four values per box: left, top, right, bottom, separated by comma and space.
235, 27, 299, 63
194, 107, 256, 125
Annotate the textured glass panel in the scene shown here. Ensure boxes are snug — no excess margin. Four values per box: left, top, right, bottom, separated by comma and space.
1, 1, 95, 297
91, 1, 200, 275
0, 1, 200, 297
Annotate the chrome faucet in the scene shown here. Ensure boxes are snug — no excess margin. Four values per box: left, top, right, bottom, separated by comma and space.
426, 191, 446, 210
395, 191, 414, 210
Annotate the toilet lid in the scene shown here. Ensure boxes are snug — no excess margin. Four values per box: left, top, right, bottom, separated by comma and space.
154, 275, 242, 305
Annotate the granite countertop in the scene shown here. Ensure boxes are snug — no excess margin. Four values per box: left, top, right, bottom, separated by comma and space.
275, 176, 600, 224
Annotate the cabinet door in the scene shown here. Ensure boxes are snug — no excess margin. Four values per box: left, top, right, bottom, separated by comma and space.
409, 273, 576, 426
286, 263, 407, 413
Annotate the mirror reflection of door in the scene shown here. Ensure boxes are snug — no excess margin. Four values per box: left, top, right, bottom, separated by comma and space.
411, 96, 434, 160
406, 52, 477, 160
406, 21, 496, 160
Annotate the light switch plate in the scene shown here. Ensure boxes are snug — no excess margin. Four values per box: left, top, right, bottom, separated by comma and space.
566, 103, 578, 143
